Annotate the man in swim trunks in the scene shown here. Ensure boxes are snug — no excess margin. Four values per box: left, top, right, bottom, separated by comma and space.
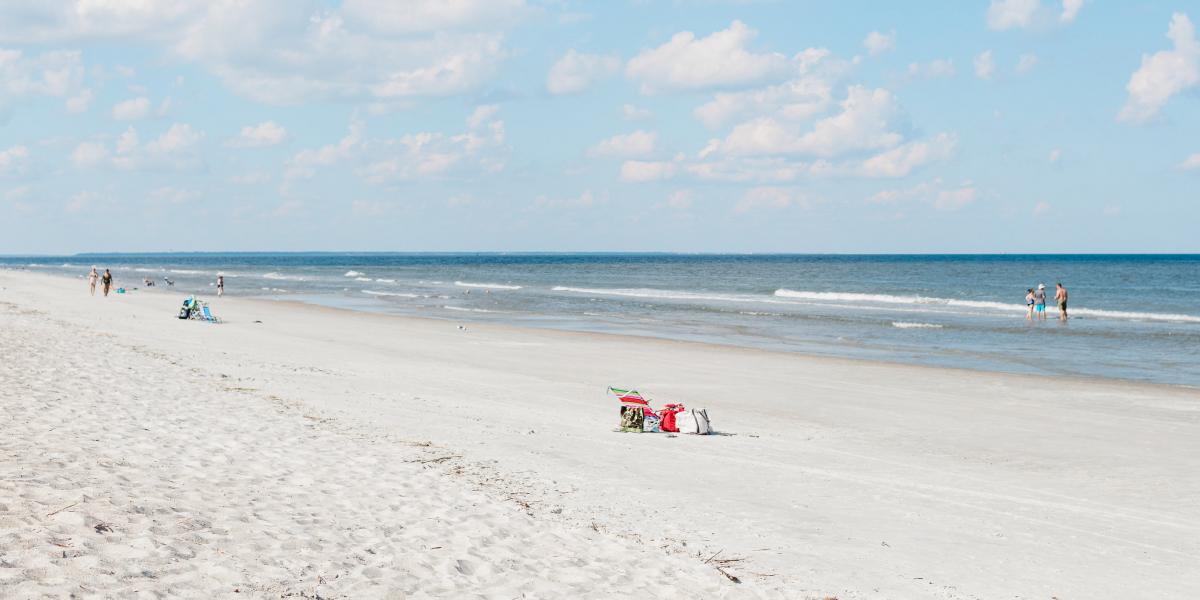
1034, 283, 1047, 320
101, 269, 113, 297
1055, 283, 1068, 321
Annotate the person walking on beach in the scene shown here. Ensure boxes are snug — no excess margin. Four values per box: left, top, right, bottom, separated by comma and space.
1034, 283, 1047, 321
100, 269, 113, 297
216, 274, 225, 297
1025, 288, 1036, 320
87, 267, 99, 296
1055, 283, 1068, 321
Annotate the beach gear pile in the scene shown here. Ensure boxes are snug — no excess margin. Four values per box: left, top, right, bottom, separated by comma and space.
177, 295, 220, 323
609, 387, 712, 434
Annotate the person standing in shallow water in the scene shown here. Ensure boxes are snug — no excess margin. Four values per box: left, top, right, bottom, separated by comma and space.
1055, 283, 1068, 321
1025, 288, 1035, 320
216, 274, 225, 297
100, 269, 113, 297
1034, 283, 1048, 321
87, 267, 98, 296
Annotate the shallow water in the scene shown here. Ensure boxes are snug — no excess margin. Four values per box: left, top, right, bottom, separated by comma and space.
7, 253, 1199, 387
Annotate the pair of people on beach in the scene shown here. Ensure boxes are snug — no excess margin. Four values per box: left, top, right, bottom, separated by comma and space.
88, 267, 113, 297
1026, 283, 1067, 321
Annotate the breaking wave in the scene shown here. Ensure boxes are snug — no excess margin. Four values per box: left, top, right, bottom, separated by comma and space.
455, 281, 522, 290
892, 321, 944, 329
362, 290, 419, 298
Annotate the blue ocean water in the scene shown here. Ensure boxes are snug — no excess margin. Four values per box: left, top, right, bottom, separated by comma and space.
5, 253, 1199, 387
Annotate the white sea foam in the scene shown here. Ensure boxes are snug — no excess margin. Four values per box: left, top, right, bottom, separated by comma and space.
892, 321, 944, 329
344, 271, 364, 277
775, 289, 1200, 324
443, 305, 499, 313
553, 286, 766, 304
354, 277, 372, 282
169, 269, 209, 275
362, 290, 419, 298
555, 285, 1200, 325
455, 281, 522, 290
374, 278, 396, 283
262, 272, 306, 281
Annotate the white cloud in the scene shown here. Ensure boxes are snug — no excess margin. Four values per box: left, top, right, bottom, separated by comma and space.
467, 104, 499, 128
620, 160, 678, 183
148, 186, 199, 204
974, 50, 996, 80
859, 133, 957, 178
286, 121, 366, 180
734, 186, 812, 213
65, 88, 93, 113
868, 177, 975, 210
1119, 13, 1199, 123
0, 145, 30, 175
693, 50, 838, 129
0, 48, 84, 101
0, 1, 525, 105
907, 59, 956, 79
1016, 53, 1039, 75
933, 186, 977, 211
353, 106, 507, 184
66, 190, 102, 214
684, 156, 813, 183
713, 86, 902, 157
229, 171, 272, 185
229, 121, 288, 147
70, 141, 108, 167
546, 50, 620, 94
534, 189, 597, 209
1060, 0, 1084, 24
111, 96, 151, 120
988, 0, 1085, 30
626, 20, 790, 93
987, 0, 1040, 30
862, 31, 895, 56
352, 199, 393, 216
341, 0, 526, 33
665, 189, 693, 210
73, 124, 205, 171
1180, 153, 1200, 170
144, 123, 203, 155
622, 104, 652, 120
589, 131, 657, 158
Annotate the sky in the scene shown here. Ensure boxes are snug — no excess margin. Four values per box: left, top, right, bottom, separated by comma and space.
0, 0, 1198, 254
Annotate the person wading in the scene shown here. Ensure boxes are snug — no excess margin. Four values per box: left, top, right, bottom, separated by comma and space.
1055, 282, 1068, 321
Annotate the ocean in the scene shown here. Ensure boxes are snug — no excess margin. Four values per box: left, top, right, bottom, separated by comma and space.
5, 253, 1198, 387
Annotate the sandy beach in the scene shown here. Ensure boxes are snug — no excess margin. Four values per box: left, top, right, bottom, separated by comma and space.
2, 269, 1198, 599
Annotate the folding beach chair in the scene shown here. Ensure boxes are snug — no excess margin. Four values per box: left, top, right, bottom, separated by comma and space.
609, 387, 660, 432
201, 304, 220, 324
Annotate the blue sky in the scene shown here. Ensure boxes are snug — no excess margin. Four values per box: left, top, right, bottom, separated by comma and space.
0, 1, 1197, 254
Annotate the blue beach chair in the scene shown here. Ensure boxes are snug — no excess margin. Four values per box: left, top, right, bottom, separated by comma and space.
201, 304, 220, 324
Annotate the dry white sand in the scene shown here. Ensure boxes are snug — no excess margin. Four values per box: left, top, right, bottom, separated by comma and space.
2, 269, 1198, 599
